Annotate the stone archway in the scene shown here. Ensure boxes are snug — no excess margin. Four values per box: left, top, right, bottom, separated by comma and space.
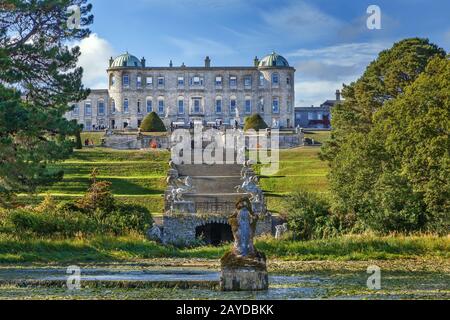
195, 223, 233, 246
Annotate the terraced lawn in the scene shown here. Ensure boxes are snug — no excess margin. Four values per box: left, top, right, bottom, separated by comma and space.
25, 132, 330, 216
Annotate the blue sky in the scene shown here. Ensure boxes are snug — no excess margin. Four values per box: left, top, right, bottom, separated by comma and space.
76, 0, 450, 107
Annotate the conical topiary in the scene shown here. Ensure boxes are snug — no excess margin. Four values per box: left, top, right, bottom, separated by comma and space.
140, 112, 167, 132
244, 114, 268, 131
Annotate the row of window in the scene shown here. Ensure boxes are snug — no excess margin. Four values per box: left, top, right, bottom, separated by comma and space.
111, 73, 291, 89
72, 96, 292, 117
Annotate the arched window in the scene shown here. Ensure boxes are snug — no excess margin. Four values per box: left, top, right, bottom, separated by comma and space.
245, 97, 252, 114
157, 97, 164, 114
178, 96, 185, 114
85, 101, 92, 116
110, 74, 115, 87
98, 99, 105, 116
123, 98, 129, 113
215, 97, 222, 114
146, 97, 153, 113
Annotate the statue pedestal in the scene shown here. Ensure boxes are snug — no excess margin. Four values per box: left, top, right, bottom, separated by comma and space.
170, 201, 195, 214
220, 251, 268, 291
220, 268, 268, 291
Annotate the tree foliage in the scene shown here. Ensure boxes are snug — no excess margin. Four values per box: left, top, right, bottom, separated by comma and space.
140, 112, 167, 132
320, 38, 448, 233
244, 114, 268, 131
0, 0, 93, 206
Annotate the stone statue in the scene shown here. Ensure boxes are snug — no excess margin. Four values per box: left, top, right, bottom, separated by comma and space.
235, 171, 263, 204
230, 198, 256, 256
275, 223, 288, 240
220, 197, 268, 291
167, 176, 194, 202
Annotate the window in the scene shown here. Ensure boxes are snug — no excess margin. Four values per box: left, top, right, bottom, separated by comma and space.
110, 99, 116, 114
272, 97, 279, 113
123, 98, 129, 113
146, 98, 153, 113
215, 98, 222, 113
178, 98, 184, 114
215, 76, 222, 86
178, 76, 184, 86
229, 76, 237, 87
137, 76, 142, 88
245, 99, 252, 114
158, 99, 164, 114
191, 76, 203, 86
123, 74, 129, 87
110, 75, 115, 86
72, 104, 79, 116
98, 100, 105, 116
259, 74, 265, 86
259, 97, 265, 113
317, 112, 323, 120
137, 99, 142, 114
157, 76, 165, 87
85, 120, 92, 131
287, 76, 291, 85
193, 98, 201, 113
244, 76, 252, 87
146, 76, 153, 87
85, 102, 92, 116
272, 73, 279, 85
308, 112, 314, 120
230, 98, 237, 114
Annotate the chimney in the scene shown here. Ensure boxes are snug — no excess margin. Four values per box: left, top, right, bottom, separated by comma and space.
336, 89, 341, 101
254, 56, 259, 67
109, 57, 114, 67
141, 57, 146, 67
205, 56, 211, 68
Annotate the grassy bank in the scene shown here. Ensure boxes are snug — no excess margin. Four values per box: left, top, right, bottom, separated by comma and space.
0, 234, 447, 264
19, 133, 330, 215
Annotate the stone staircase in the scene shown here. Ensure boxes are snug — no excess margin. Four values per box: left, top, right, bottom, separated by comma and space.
166, 163, 247, 213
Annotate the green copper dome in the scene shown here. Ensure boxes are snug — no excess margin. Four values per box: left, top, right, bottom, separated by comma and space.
111, 52, 142, 68
258, 52, 289, 67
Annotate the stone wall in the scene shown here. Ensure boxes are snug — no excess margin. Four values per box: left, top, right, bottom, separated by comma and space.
162, 213, 273, 246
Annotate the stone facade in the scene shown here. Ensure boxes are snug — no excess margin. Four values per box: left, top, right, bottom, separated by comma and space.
65, 52, 296, 131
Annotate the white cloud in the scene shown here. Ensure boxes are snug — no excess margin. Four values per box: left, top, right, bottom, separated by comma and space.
289, 42, 390, 107
260, 2, 343, 42
73, 34, 115, 89
288, 42, 387, 67
166, 37, 235, 59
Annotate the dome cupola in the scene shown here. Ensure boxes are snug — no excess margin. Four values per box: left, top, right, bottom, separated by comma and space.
258, 52, 289, 67
110, 52, 143, 68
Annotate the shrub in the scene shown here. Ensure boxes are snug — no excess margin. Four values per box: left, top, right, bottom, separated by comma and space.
244, 114, 268, 131
140, 112, 167, 132
285, 191, 351, 240
5, 208, 96, 237
102, 204, 152, 235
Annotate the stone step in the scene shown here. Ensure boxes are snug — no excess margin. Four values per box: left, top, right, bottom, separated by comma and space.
189, 176, 242, 193
176, 164, 243, 177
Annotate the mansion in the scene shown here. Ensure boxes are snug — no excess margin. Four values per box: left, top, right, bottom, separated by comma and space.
65, 52, 296, 131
